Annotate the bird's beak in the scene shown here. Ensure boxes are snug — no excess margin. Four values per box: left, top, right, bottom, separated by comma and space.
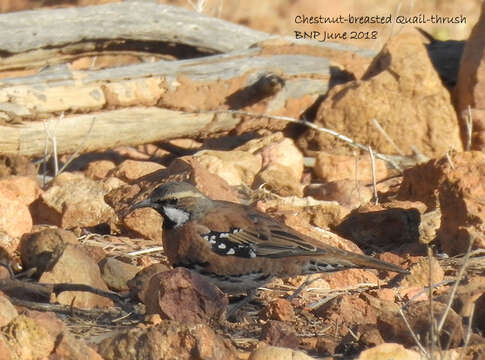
130, 198, 154, 211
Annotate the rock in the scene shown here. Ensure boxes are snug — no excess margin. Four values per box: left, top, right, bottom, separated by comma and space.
0, 293, 18, 327
305, 180, 373, 209
299, 31, 462, 158
240, 134, 304, 180
313, 295, 377, 337
248, 345, 314, 360
322, 268, 380, 289
40, 244, 113, 308
96, 321, 239, 360
256, 196, 349, 234
1, 315, 56, 360
144, 268, 227, 323
261, 298, 295, 322
336, 201, 425, 251
399, 151, 485, 254
0, 176, 41, 205
377, 301, 463, 348
194, 150, 262, 186
49, 332, 104, 360
127, 263, 170, 302
99, 257, 139, 292
33, 172, 115, 229
261, 320, 299, 349
0, 187, 32, 238
0, 155, 36, 178
253, 163, 303, 197
0, 230, 20, 260
110, 159, 165, 183
314, 152, 391, 184
20, 228, 77, 276
357, 343, 421, 360
85, 160, 116, 180
455, 1, 485, 151
123, 206, 163, 242
400, 257, 444, 289
357, 324, 385, 348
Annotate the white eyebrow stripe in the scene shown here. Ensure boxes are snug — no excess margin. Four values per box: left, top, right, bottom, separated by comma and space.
162, 190, 205, 199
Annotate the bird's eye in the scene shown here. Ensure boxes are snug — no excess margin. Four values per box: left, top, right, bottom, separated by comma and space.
166, 198, 178, 205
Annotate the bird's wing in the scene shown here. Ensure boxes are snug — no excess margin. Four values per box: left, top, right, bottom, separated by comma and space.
200, 202, 326, 259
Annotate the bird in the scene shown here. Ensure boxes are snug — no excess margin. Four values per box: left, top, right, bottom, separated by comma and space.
131, 181, 408, 313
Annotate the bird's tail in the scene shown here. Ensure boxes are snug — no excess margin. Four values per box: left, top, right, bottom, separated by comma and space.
305, 250, 409, 274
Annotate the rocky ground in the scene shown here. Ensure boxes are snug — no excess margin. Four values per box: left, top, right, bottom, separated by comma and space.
1, 1, 485, 360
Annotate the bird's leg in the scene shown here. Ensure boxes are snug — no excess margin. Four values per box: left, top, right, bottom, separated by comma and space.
226, 289, 257, 321
287, 274, 321, 301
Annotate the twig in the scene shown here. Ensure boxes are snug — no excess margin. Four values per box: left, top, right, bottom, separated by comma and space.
399, 307, 430, 358
8, 297, 125, 319
427, 247, 435, 356
58, 117, 96, 174
203, 109, 403, 171
368, 145, 378, 205
126, 246, 165, 256
437, 238, 474, 333
371, 118, 404, 155
463, 303, 475, 350
465, 105, 473, 151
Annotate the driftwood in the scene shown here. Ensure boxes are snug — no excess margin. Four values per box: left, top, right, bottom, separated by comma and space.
0, 2, 374, 157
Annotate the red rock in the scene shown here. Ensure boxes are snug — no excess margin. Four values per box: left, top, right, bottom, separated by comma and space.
96, 321, 239, 360
314, 153, 391, 184
0, 155, 36, 178
261, 320, 299, 349
85, 160, 116, 180
99, 257, 139, 292
33, 172, 115, 229
0, 188, 32, 238
313, 295, 377, 337
248, 345, 313, 360
253, 163, 303, 197
455, 1, 485, 151
127, 263, 170, 302
400, 257, 444, 289
0, 293, 17, 327
49, 332, 104, 360
0, 176, 41, 205
357, 324, 385, 348
261, 298, 295, 322
399, 151, 485, 254
357, 343, 421, 360
323, 269, 380, 289
377, 301, 463, 348
1, 315, 56, 360
144, 268, 227, 323
299, 31, 462, 158
40, 244, 113, 308
336, 201, 425, 250
20, 228, 77, 276
123, 207, 163, 242
110, 159, 165, 183
194, 150, 262, 186
305, 180, 373, 209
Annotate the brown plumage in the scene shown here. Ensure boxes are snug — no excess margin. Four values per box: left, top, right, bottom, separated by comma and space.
131, 182, 408, 294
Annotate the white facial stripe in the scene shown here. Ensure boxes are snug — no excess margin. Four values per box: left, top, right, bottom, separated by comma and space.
163, 206, 190, 228
162, 191, 204, 200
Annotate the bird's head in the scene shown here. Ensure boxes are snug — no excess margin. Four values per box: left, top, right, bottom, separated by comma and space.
130, 182, 210, 229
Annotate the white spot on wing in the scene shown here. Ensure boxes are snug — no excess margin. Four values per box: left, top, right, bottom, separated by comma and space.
218, 243, 226, 249
227, 248, 235, 255
163, 206, 190, 228
249, 249, 256, 258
